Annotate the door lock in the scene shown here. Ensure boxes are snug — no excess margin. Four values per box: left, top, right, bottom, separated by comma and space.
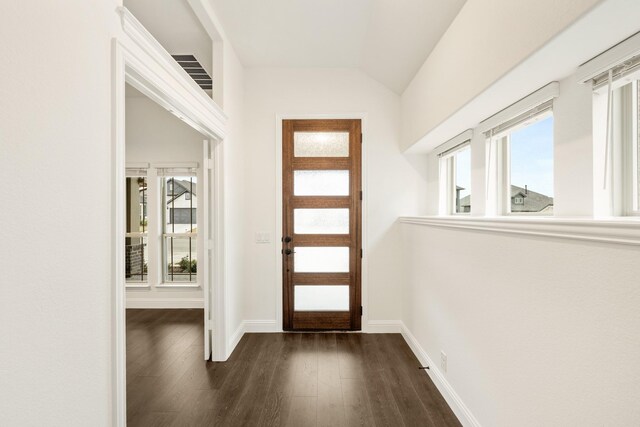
284, 248, 294, 255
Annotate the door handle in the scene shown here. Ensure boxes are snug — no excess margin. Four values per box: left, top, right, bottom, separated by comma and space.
284, 249, 294, 255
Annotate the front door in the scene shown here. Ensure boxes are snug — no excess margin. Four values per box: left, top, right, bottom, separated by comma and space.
282, 119, 362, 330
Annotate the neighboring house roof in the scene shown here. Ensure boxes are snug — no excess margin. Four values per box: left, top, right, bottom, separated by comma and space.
510, 185, 553, 212
167, 179, 197, 203
459, 185, 553, 213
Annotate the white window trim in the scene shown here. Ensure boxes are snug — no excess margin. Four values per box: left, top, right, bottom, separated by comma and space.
156, 283, 201, 289
478, 83, 558, 134
484, 90, 556, 217
125, 167, 149, 287
621, 81, 640, 216
592, 67, 640, 217
576, 31, 640, 86
629, 81, 639, 216
504, 109, 553, 217
436, 130, 473, 216
160, 173, 198, 284
580, 31, 640, 219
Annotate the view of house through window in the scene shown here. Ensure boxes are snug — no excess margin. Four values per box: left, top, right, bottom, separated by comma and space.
125, 176, 148, 282
507, 114, 554, 214
163, 176, 197, 282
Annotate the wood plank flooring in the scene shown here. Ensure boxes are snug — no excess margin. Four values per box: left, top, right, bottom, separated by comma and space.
126, 309, 461, 427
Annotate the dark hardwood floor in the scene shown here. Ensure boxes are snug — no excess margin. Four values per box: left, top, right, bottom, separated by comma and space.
126, 309, 461, 427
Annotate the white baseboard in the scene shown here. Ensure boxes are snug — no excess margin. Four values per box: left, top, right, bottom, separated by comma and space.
400, 322, 481, 427
244, 320, 279, 332
226, 321, 245, 359
366, 320, 403, 333
126, 298, 204, 309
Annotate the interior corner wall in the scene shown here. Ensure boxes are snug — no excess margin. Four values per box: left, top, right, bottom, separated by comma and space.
0, 1, 121, 425
219, 42, 246, 350
125, 93, 205, 308
241, 68, 427, 327
400, 0, 601, 150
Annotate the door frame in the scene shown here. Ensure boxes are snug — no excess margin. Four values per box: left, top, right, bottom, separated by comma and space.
112, 8, 228, 425
275, 113, 369, 333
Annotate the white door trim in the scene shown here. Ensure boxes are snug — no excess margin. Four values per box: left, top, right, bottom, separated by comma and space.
112, 9, 227, 425
274, 113, 369, 332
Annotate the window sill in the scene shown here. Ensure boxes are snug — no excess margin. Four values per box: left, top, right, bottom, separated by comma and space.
125, 283, 150, 289
398, 215, 640, 246
156, 283, 201, 289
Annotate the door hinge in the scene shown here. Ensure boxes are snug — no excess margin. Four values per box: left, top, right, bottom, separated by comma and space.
206, 158, 214, 170
360, 249, 363, 258
360, 306, 363, 316
360, 133, 363, 144
359, 190, 363, 201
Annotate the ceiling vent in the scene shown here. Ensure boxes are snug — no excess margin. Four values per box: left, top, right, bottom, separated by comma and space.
172, 55, 212, 90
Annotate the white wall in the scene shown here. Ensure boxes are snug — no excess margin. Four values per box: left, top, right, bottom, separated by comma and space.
219, 42, 246, 352
0, 1, 119, 425
400, 0, 602, 151
125, 91, 205, 307
241, 68, 427, 327
401, 224, 640, 426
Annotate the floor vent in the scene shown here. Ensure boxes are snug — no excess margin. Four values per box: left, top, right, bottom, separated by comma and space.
172, 55, 212, 90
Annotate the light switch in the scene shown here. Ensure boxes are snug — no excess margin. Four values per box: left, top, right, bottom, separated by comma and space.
255, 232, 271, 243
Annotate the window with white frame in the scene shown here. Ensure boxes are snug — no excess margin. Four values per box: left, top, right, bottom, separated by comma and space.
606, 78, 639, 216
439, 142, 472, 214
632, 80, 639, 214
487, 100, 555, 215
160, 170, 197, 283
125, 168, 148, 283
579, 32, 640, 217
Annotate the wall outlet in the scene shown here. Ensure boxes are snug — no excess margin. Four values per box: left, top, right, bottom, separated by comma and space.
255, 232, 271, 243
440, 351, 447, 373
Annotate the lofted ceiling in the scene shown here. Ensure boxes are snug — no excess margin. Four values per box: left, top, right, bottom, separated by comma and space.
124, 0, 214, 77
209, 0, 467, 94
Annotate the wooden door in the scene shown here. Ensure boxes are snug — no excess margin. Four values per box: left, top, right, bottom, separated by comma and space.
282, 119, 362, 330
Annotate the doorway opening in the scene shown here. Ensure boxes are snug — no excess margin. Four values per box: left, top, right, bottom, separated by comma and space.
112, 8, 228, 420
281, 119, 362, 331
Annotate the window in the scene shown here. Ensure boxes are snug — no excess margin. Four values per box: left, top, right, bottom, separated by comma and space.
439, 136, 472, 215
633, 81, 639, 214
162, 176, 197, 282
125, 172, 148, 283
616, 80, 640, 215
488, 101, 555, 215
579, 33, 640, 217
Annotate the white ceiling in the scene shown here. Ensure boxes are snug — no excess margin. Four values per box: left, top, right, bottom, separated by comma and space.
209, 0, 467, 93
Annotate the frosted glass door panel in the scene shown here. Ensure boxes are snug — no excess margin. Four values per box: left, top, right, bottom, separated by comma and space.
294, 247, 349, 273
294, 132, 349, 157
294, 209, 349, 234
294, 170, 349, 196
294, 285, 349, 311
